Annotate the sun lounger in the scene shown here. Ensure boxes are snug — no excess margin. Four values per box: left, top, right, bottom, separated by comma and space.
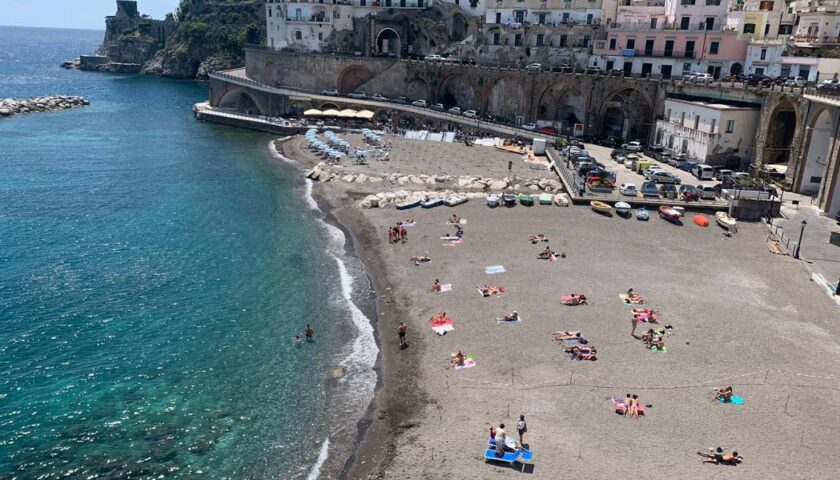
484, 448, 521, 465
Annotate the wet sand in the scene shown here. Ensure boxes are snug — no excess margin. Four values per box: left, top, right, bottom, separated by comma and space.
279, 135, 840, 479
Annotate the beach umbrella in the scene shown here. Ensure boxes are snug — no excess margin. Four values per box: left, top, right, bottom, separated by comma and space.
303, 109, 323, 117
338, 109, 357, 118
322, 110, 340, 117
355, 110, 374, 120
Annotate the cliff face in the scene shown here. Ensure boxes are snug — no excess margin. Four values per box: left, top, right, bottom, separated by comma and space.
99, 0, 265, 79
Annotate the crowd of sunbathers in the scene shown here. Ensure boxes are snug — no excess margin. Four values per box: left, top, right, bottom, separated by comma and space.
478, 285, 505, 296
528, 234, 549, 244
562, 293, 587, 305
389, 222, 408, 244
551, 331, 597, 360
615, 394, 645, 417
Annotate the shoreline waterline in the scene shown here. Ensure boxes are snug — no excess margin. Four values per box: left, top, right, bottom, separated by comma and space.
269, 140, 382, 479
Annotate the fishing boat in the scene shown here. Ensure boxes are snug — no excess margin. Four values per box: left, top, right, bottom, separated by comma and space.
672, 206, 685, 217
486, 194, 500, 208
715, 211, 737, 230
539, 193, 553, 205
519, 193, 534, 206
396, 198, 421, 210
444, 195, 468, 207
590, 200, 612, 214
658, 205, 681, 222
635, 207, 649, 221
421, 198, 444, 208
502, 193, 517, 207
614, 201, 631, 215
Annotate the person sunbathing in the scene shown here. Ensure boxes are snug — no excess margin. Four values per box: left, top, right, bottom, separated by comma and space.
528, 234, 548, 244
649, 335, 665, 351
431, 279, 442, 292
502, 311, 520, 322
450, 351, 465, 368
430, 312, 447, 323
449, 214, 461, 224
537, 247, 556, 259
699, 448, 743, 465
552, 331, 583, 341
714, 386, 734, 402
410, 255, 431, 266
626, 288, 644, 304
563, 293, 587, 305
566, 345, 597, 360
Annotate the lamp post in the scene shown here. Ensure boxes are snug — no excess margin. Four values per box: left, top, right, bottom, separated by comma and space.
794, 220, 807, 259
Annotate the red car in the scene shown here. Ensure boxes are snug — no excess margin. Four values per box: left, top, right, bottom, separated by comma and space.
536, 127, 558, 135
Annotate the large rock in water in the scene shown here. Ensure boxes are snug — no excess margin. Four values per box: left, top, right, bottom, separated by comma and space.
0, 109, 11, 117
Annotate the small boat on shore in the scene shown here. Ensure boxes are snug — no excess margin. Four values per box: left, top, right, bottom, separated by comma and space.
715, 211, 737, 230
444, 195, 467, 207
636, 207, 649, 221
421, 198, 444, 208
658, 205, 681, 222
502, 193, 517, 207
672, 206, 685, 217
486, 194, 500, 208
396, 198, 421, 210
539, 193, 553, 205
615, 201, 631, 215
519, 193, 534, 206
590, 200, 612, 214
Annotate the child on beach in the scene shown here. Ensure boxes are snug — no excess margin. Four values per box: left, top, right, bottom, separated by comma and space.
516, 415, 528, 446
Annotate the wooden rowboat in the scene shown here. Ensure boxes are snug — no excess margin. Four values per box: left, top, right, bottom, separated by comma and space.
590, 200, 612, 214
715, 211, 737, 230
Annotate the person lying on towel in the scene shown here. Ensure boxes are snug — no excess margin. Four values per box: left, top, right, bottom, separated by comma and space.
431, 279, 442, 292
699, 448, 743, 465
449, 214, 461, 224
552, 331, 583, 341
410, 255, 431, 266
566, 345, 597, 360
528, 234, 548, 244
502, 311, 520, 322
450, 350, 466, 368
537, 246, 557, 259
479, 285, 505, 296
626, 288, 644, 304
563, 293, 588, 305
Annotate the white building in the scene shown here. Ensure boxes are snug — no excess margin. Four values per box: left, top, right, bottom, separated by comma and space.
655, 98, 761, 166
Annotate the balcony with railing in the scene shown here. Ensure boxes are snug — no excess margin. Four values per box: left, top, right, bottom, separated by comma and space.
606, 21, 732, 32
793, 34, 840, 45
285, 13, 331, 23
593, 46, 700, 58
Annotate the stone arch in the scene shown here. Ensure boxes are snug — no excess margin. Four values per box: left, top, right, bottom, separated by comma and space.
395, 112, 417, 129
337, 65, 373, 94
535, 81, 587, 132
481, 75, 529, 123
319, 102, 340, 110
451, 13, 469, 42
436, 72, 479, 110
405, 77, 429, 101
376, 28, 401, 57
763, 100, 800, 166
598, 86, 653, 142
217, 88, 266, 116
729, 62, 743, 77
795, 107, 835, 194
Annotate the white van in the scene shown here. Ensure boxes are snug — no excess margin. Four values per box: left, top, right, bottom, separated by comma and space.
696, 184, 717, 200
692, 164, 714, 180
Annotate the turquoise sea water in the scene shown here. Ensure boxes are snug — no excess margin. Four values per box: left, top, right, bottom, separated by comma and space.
0, 26, 376, 479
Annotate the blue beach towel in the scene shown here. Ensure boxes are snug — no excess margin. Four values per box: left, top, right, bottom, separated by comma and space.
719, 396, 745, 405
496, 316, 523, 324
485, 265, 506, 274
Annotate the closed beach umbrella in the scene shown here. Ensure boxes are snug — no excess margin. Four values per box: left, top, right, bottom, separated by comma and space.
338, 109, 357, 118
303, 109, 323, 117
322, 109, 340, 117
355, 110, 374, 120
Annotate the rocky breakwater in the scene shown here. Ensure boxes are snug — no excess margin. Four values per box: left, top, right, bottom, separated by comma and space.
0, 96, 89, 118
305, 162, 570, 209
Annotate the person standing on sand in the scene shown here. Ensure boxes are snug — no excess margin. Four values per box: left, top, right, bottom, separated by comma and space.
517, 414, 528, 447
305, 324, 314, 342
494, 424, 507, 456
397, 322, 408, 347
399, 224, 407, 243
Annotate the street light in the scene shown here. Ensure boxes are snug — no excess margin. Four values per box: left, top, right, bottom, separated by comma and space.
794, 220, 807, 259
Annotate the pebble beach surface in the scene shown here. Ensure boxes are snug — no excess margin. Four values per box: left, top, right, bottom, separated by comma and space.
280, 133, 840, 479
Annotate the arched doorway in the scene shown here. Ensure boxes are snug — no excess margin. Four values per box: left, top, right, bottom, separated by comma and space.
451, 13, 469, 42
598, 87, 652, 141
217, 89, 264, 115
729, 62, 743, 77
798, 109, 834, 194
764, 102, 798, 165
376, 28, 401, 57
483, 76, 529, 123
405, 78, 429, 101
602, 108, 626, 139
337, 65, 373, 93
535, 82, 586, 134
437, 73, 478, 110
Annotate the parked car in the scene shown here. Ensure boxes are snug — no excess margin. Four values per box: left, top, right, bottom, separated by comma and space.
624, 158, 638, 170
657, 149, 674, 163
321, 88, 339, 96
668, 153, 687, 167
537, 126, 558, 135
691, 73, 714, 84
524, 63, 542, 72
640, 181, 660, 197
646, 145, 665, 157
448, 106, 461, 114
643, 166, 664, 180
659, 183, 678, 199
731, 172, 750, 180
391, 96, 409, 104
624, 141, 643, 152
746, 74, 772, 87
553, 63, 574, 73
696, 184, 717, 200
424, 54, 444, 61
692, 164, 715, 180
678, 184, 697, 200
817, 79, 840, 92
463, 110, 478, 118
650, 171, 682, 184
370, 93, 388, 101
610, 148, 627, 159
431, 103, 444, 111
460, 57, 476, 65
586, 66, 601, 74
619, 183, 637, 196
784, 76, 806, 87
348, 91, 367, 99
412, 99, 427, 107
521, 123, 537, 131
714, 168, 734, 180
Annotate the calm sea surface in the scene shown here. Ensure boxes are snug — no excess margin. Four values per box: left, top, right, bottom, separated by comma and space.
0, 26, 376, 479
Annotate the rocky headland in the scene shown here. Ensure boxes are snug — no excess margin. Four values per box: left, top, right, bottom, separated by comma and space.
0, 96, 89, 118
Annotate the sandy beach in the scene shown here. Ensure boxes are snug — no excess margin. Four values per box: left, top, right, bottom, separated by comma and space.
277, 134, 840, 479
